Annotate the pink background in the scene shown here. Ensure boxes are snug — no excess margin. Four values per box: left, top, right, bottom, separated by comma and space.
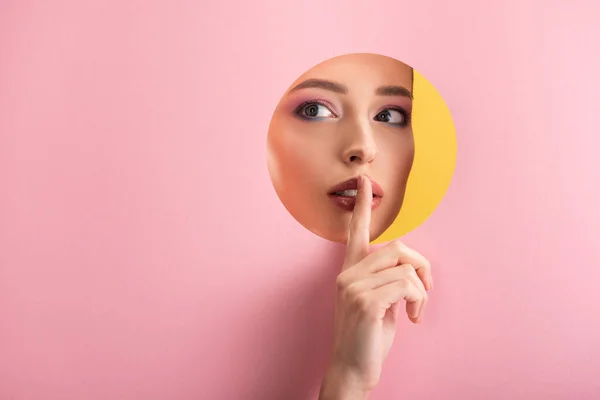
1, 1, 599, 399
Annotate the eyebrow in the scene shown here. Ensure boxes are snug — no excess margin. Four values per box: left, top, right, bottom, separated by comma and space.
289, 79, 347, 94
288, 78, 413, 99
376, 85, 413, 99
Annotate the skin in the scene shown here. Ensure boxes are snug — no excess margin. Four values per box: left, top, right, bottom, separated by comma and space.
319, 176, 433, 399
267, 53, 415, 243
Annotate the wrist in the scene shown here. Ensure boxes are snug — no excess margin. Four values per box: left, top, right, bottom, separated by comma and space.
319, 366, 372, 400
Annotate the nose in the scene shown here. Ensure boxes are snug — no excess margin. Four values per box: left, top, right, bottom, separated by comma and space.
341, 121, 378, 165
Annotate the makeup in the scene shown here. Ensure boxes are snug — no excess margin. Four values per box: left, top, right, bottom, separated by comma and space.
294, 99, 338, 120
374, 106, 411, 127
327, 177, 383, 212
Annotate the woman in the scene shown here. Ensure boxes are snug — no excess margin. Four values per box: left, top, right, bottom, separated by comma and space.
269, 54, 433, 399
267, 53, 416, 243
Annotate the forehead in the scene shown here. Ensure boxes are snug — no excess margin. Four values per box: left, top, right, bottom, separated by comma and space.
290, 53, 413, 91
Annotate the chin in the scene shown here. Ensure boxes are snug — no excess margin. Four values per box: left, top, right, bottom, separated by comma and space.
315, 228, 348, 244
319, 224, 387, 245
369, 226, 387, 243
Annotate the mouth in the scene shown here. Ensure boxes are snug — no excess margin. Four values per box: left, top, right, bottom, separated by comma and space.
327, 177, 383, 212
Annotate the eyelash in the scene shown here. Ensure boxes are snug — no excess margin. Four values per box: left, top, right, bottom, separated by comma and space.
376, 106, 411, 128
294, 100, 338, 119
294, 100, 410, 127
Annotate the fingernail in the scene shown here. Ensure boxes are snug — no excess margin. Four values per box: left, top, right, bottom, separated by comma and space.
357, 175, 363, 190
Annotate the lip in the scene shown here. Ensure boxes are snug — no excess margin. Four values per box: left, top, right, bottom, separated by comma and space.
327, 177, 384, 212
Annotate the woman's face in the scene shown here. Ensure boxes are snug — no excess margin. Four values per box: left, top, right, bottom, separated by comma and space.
267, 53, 415, 243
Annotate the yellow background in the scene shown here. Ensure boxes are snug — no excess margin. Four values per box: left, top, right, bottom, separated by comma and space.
373, 70, 457, 244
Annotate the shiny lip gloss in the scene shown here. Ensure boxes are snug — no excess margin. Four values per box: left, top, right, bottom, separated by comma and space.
327, 177, 383, 212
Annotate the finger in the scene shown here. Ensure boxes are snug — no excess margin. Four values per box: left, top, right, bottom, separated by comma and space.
406, 295, 423, 324
352, 265, 407, 291
413, 258, 433, 290
365, 264, 427, 322
391, 301, 402, 319
401, 264, 428, 322
360, 240, 433, 290
370, 279, 422, 322
343, 176, 373, 270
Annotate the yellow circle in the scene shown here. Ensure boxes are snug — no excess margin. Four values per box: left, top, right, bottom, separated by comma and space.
372, 70, 457, 244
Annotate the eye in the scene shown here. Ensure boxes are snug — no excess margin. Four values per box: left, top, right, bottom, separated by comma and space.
296, 101, 336, 119
374, 108, 408, 126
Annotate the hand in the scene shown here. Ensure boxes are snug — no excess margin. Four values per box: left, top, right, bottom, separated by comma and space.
321, 175, 433, 397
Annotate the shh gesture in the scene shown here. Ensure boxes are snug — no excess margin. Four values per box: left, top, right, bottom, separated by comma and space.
319, 175, 433, 400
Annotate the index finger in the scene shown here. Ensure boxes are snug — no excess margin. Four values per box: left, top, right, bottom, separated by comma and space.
343, 175, 372, 270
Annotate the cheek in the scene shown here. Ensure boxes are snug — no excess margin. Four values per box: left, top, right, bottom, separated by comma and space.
378, 134, 415, 188
270, 122, 331, 188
